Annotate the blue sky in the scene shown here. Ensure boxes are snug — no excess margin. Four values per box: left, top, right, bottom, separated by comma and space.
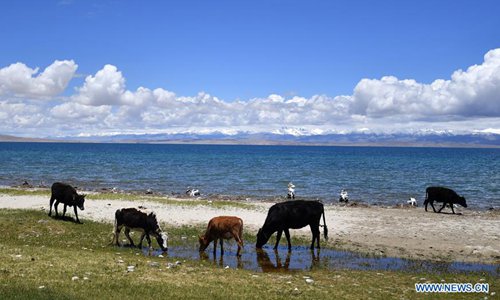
0, 0, 499, 137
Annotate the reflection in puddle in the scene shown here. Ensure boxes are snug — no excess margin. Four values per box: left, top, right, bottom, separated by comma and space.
139, 241, 498, 276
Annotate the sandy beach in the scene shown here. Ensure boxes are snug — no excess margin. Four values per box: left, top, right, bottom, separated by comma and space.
0, 192, 498, 264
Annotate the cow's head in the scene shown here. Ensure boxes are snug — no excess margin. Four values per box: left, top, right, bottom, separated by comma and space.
154, 230, 168, 251
256, 228, 268, 249
76, 194, 85, 210
198, 235, 209, 252
458, 196, 467, 208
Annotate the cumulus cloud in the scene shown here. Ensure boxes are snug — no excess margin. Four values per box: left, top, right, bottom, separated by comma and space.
351, 48, 500, 118
0, 60, 77, 98
50, 102, 112, 123
1, 48, 500, 137
0, 101, 45, 130
73, 64, 125, 106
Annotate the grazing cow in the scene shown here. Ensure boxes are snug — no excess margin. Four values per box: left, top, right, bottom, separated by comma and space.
112, 207, 168, 251
256, 200, 328, 250
199, 216, 244, 257
407, 197, 417, 207
424, 186, 467, 214
287, 182, 296, 199
48, 182, 86, 223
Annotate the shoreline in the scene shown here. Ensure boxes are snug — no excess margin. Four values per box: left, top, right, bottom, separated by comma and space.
0, 188, 499, 265
4, 184, 499, 211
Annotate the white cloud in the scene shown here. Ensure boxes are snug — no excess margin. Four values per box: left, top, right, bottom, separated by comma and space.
0, 60, 77, 98
1, 49, 500, 137
351, 48, 500, 118
0, 101, 45, 130
73, 64, 125, 106
50, 102, 112, 123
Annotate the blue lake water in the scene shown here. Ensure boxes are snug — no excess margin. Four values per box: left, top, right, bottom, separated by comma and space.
0, 142, 498, 209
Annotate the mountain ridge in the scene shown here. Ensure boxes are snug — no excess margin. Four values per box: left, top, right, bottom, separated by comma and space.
2, 131, 498, 148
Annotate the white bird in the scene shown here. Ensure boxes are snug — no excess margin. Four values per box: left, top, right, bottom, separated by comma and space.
407, 197, 417, 206
186, 188, 200, 197
287, 182, 296, 199
339, 189, 349, 203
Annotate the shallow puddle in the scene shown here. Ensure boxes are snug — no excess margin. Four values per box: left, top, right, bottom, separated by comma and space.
140, 241, 498, 276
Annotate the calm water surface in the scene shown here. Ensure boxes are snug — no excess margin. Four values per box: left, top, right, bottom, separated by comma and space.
0, 142, 498, 209
142, 243, 499, 276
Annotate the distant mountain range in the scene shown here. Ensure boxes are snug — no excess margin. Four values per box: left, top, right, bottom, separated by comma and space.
0, 135, 56, 143
2, 130, 498, 147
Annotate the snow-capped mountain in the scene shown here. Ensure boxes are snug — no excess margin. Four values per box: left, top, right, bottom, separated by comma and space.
34, 127, 500, 147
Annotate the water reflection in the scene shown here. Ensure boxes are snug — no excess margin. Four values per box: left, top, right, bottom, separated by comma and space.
137, 242, 498, 276
255, 248, 322, 272
256, 249, 291, 272
200, 251, 243, 269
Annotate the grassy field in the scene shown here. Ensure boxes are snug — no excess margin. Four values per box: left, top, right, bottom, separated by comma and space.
0, 209, 496, 299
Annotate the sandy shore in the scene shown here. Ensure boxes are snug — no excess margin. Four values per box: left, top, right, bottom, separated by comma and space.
0, 193, 499, 264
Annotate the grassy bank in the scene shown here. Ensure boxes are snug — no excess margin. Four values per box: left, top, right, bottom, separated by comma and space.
0, 209, 497, 299
0, 188, 257, 210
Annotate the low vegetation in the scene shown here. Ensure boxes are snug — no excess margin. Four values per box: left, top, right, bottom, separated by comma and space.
0, 187, 258, 210
0, 209, 496, 299
0, 188, 50, 197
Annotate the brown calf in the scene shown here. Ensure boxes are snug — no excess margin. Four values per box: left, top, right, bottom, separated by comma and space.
199, 216, 244, 257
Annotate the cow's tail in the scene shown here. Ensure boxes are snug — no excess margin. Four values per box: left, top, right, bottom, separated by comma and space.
322, 205, 328, 241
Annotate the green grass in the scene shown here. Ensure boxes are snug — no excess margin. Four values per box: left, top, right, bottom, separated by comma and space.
0, 188, 258, 210
0, 188, 50, 197
0, 209, 497, 299
87, 193, 258, 210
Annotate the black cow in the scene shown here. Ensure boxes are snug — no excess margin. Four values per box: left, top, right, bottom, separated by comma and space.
112, 207, 168, 251
424, 186, 467, 214
48, 182, 86, 223
256, 200, 328, 250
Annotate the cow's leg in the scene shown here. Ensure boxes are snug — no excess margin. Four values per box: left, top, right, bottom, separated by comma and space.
124, 228, 135, 247
220, 239, 224, 256
54, 201, 60, 217
438, 202, 447, 213
48, 196, 55, 216
310, 224, 320, 249
213, 238, 217, 257
314, 223, 321, 248
62, 204, 67, 217
138, 232, 146, 248
274, 230, 283, 250
284, 229, 292, 251
424, 200, 428, 212
430, 201, 437, 213
450, 204, 456, 214
232, 231, 244, 257
145, 234, 152, 249
73, 206, 81, 223
113, 225, 123, 246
